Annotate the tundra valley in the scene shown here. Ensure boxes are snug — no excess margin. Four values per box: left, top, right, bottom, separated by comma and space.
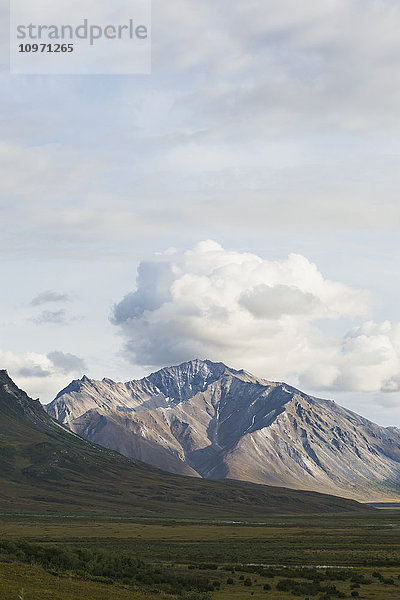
1, 363, 400, 600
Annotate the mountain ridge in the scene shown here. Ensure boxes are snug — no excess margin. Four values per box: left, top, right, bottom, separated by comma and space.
46, 360, 400, 501
0, 368, 366, 516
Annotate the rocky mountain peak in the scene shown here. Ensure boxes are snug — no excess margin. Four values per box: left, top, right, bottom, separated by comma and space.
0, 370, 368, 516
0, 370, 47, 423
145, 359, 231, 403
53, 374, 95, 401
0, 369, 16, 387
47, 360, 400, 501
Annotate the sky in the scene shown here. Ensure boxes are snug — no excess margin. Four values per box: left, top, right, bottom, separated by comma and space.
1, 0, 400, 425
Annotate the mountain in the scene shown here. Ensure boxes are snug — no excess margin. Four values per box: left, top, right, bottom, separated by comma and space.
0, 369, 364, 516
47, 360, 400, 501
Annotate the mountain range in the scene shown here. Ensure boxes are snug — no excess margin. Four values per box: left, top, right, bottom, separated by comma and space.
46, 359, 400, 501
0, 368, 363, 516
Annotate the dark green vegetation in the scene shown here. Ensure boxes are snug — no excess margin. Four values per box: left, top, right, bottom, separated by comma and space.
0, 539, 214, 596
1, 512, 400, 600
0, 370, 369, 516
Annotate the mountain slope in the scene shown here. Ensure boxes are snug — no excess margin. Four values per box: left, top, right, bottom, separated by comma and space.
0, 369, 364, 516
47, 360, 400, 501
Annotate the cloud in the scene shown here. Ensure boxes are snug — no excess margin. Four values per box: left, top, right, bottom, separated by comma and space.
109, 240, 400, 394
301, 321, 400, 393
30, 291, 71, 306
30, 310, 84, 326
47, 351, 86, 374
18, 365, 51, 378
0, 348, 86, 401
2, 1, 400, 265
155, 0, 400, 133
239, 284, 320, 319
31, 310, 67, 325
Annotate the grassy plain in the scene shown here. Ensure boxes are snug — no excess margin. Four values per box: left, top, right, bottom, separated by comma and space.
1, 510, 400, 600
0, 561, 160, 600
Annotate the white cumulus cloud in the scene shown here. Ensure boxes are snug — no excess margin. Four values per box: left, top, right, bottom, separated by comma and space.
110, 240, 400, 394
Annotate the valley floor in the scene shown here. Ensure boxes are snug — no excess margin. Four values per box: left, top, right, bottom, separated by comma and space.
0, 562, 157, 600
1, 511, 400, 600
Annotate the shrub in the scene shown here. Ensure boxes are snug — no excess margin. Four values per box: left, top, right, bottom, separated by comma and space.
180, 592, 213, 600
